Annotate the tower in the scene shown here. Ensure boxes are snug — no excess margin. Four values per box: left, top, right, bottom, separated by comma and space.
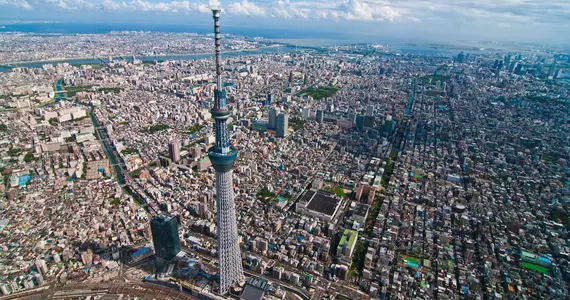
276, 112, 288, 138
208, 9, 244, 295
150, 215, 181, 261
316, 109, 324, 123
169, 141, 181, 163
268, 106, 280, 130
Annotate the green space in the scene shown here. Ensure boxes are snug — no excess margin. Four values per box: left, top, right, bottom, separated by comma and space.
404, 257, 420, 265
65, 85, 94, 97
381, 159, 395, 187
119, 121, 129, 125
0, 94, 13, 100
550, 206, 569, 224
364, 195, 383, 235
257, 188, 276, 204
7, 148, 22, 157
121, 148, 139, 155
24, 152, 37, 163
184, 124, 204, 134
73, 116, 89, 121
62, 84, 123, 97
349, 239, 368, 278
146, 124, 169, 134
425, 90, 445, 97
130, 167, 144, 176
402, 256, 421, 269
296, 85, 340, 100
111, 198, 121, 206
98, 87, 123, 94
187, 138, 205, 148
521, 262, 550, 274
290, 118, 306, 131
526, 95, 567, 104
326, 186, 347, 198
0, 124, 7, 131
48, 118, 58, 126
421, 75, 450, 84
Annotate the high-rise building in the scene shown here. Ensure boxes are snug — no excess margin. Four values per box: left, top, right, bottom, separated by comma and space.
150, 214, 181, 261
366, 105, 374, 116
169, 141, 181, 162
208, 10, 245, 295
302, 108, 311, 120
356, 115, 365, 130
268, 107, 280, 130
456, 52, 465, 63
288, 71, 293, 86
348, 113, 356, 124
35, 259, 48, 276
364, 115, 375, 128
276, 112, 289, 138
316, 109, 324, 123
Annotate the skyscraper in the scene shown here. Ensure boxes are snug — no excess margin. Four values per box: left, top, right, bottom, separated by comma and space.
316, 109, 324, 123
276, 112, 288, 138
208, 9, 244, 295
150, 215, 180, 261
268, 106, 280, 130
169, 141, 181, 162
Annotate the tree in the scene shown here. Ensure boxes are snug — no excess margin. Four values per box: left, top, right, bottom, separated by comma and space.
24, 152, 36, 163
0, 124, 7, 131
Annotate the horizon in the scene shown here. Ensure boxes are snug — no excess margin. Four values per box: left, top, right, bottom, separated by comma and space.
0, 0, 569, 47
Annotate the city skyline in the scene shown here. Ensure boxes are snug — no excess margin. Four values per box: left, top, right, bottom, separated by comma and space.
0, 1, 569, 299
1, 0, 569, 46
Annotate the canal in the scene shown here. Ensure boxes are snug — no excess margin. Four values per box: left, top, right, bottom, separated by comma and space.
89, 108, 147, 209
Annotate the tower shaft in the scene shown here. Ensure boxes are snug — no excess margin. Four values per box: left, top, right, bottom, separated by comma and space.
208, 9, 244, 295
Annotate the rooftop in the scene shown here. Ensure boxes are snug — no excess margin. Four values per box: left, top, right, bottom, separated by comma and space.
306, 190, 341, 216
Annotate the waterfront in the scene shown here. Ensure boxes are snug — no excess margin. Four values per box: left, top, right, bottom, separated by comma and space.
0, 45, 306, 71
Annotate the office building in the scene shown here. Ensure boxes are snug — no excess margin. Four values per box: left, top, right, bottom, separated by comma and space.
316, 109, 324, 123
150, 214, 181, 261
302, 108, 311, 120
336, 229, 358, 260
169, 141, 181, 163
268, 107, 280, 130
364, 115, 375, 128
356, 115, 365, 130
276, 112, 288, 138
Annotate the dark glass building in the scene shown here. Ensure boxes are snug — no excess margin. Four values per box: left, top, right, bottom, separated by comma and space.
150, 214, 181, 261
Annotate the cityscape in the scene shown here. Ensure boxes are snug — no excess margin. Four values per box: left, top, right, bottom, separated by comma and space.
1, 2, 570, 300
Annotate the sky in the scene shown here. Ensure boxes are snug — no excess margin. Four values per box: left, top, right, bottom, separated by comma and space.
0, 0, 569, 45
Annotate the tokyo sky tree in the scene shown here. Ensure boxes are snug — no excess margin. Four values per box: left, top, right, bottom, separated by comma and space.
208, 9, 244, 295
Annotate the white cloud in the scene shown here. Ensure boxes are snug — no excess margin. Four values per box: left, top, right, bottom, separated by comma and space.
341, 0, 400, 22
192, 2, 211, 13
0, 0, 33, 10
209, 0, 221, 9
227, 0, 266, 16
272, 0, 310, 19
1, 0, 569, 33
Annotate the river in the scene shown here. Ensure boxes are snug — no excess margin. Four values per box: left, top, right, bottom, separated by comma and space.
0, 45, 305, 71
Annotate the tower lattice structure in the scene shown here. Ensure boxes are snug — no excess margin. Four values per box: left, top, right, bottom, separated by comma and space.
208, 9, 244, 296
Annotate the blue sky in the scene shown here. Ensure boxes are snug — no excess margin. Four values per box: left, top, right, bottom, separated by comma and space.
1, 0, 569, 45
